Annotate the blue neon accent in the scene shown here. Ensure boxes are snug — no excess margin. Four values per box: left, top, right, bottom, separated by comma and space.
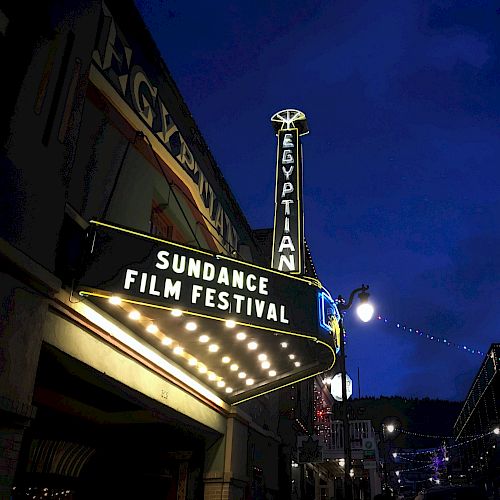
317, 290, 341, 341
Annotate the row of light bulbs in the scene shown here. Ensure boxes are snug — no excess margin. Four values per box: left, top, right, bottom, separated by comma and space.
108, 295, 302, 393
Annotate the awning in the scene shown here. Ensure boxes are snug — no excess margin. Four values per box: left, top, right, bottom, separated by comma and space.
76, 221, 337, 404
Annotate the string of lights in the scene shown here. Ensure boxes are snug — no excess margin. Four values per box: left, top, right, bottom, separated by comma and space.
397, 449, 437, 457
396, 430, 496, 457
375, 314, 485, 356
398, 455, 436, 463
385, 423, 495, 442
396, 463, 433, 472
295, 418, 309, 435
445, 430, 496, 450
397, 428, 483, 440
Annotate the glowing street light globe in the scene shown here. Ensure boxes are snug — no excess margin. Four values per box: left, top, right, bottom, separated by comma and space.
386, 424, 395, 433
357, 302, 374, 322
330, 373, 352, 401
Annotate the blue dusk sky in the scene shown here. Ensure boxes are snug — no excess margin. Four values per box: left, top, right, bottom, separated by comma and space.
135, 0, 500, 401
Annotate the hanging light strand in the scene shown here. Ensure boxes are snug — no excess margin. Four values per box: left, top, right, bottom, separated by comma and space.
397, 449, 437, 457
398, 455, 436, 463
396, 463, 434, 472
396, 430, 494, 457
376, 315, 485, 356
397, 428, 484, 440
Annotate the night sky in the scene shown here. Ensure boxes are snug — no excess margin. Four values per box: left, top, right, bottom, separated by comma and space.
135, 0, 500, 402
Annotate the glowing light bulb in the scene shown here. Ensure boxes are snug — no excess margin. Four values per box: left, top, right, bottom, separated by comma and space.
171, 309, 183, 317
280, 342, 288, 348
222, 356, 231, 364
236, 332, 247, 340
238, 372, 246, 379
248, 342, 258, 350
258, 353, 267, 361
226, 320, 236, 328
261, 361, 271, 369
161, 337, 172, 346
109, 296, 121, 305
357, 302, 374, 322
146, 324, 158, 334
230, 364, 238, 371
208, 344, 219, 353
173, 346, 183, 355
185, 321, 197, 331
386, 424, 395, 433
217, 380, 225, 388
246, 378, 254, 385
128, 310, 140, 320
269, 370, 277, 377
225, 387, 233, 393
188, 358, 197, 366
199, 335, 209, 343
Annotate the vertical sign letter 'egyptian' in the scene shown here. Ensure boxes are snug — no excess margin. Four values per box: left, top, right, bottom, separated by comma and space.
270, 109, 307, 274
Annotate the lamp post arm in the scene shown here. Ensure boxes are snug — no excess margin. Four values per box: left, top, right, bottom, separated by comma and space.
337, 284, 369, 312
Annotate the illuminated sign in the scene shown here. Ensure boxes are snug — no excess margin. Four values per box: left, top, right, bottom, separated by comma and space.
90, 2, 238, 253
271, 110, 308, 274
318, 291, 341, 353
78, 221, 327, 337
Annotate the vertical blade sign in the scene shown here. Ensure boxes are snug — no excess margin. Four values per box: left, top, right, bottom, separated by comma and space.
271, 127, 304, 274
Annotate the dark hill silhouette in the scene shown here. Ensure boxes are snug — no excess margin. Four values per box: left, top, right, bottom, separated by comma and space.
342, 396, 462, 449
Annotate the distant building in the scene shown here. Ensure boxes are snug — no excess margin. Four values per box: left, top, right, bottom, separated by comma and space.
453, 344, 500, 497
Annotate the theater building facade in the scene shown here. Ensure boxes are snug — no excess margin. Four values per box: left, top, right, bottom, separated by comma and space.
0, 1, 337, 498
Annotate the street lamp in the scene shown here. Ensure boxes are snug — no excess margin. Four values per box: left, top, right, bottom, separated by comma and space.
336, 284, 374, 500
381, 420, 400, 494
